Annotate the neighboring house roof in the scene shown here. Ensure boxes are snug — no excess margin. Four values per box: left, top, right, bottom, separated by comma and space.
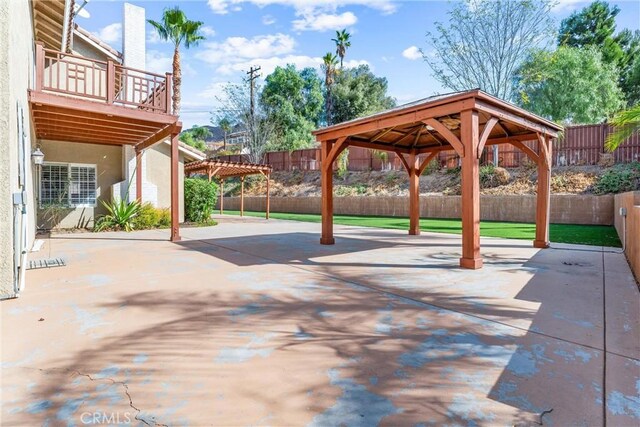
161, 140, 206, 162
73, 24, 122, 62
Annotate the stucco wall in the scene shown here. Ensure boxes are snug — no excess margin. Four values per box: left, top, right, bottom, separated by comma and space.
222, 194, 616, 225
614, 191, 640, 282
0, 0, 36, 298
37, 140, 123, 229
146, 142, 185, 222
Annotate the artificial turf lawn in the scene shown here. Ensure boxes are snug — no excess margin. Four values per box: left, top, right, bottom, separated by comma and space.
224, 210, 622, 248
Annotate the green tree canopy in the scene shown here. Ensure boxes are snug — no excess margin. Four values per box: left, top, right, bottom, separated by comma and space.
515, 46, 624, 124
260, 64, 324, 151
558, 1, 640, 105
179, 126, 209, 152
330, 64, 396, 124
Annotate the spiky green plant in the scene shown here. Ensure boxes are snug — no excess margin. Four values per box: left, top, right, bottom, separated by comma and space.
606, 104, 640, 152
94, 199, 141, 232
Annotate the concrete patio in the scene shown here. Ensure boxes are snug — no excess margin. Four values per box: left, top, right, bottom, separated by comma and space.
2, 216, 639, 426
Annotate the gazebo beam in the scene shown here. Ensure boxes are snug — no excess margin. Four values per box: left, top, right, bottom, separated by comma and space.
170, 132, 181, 242
320, 139, 336, 244
408, 151, 421, 235
459, 109, 482, 269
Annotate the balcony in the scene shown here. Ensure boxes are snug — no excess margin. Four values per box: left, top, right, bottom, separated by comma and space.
29, 42, 180, 149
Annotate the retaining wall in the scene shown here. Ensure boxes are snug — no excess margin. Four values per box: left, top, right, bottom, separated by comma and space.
614, 191, 640, 282
222, 194, 615, 225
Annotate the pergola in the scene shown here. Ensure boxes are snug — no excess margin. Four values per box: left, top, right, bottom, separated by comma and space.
313, 89, 563, 269
185, 160, 272, 218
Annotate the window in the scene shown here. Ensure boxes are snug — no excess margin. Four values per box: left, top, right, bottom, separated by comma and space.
40, 163, 97, 207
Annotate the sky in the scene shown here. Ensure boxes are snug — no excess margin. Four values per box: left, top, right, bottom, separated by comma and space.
75, 0, 640, 129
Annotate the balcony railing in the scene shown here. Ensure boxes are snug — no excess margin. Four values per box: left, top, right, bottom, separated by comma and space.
35, 42, 173, 115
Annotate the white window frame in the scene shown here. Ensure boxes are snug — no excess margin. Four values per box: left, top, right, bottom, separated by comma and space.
40, 162, 98, 208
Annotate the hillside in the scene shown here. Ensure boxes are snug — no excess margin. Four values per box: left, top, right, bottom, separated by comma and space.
225, 164, 640, 198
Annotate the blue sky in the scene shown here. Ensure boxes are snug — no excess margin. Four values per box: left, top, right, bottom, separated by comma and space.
77, 0, 640, 128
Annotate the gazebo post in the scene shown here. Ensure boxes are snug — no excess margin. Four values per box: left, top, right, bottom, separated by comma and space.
408, 151, 420, 235
219, 179, 224, 215
459, 110, 482, 269
170, 132, 181, 242
265, 172, 270, 220
135, 148, 142, 203
320, 139, 335, 244
240, 176, 245, 217
534, 134, 552, 248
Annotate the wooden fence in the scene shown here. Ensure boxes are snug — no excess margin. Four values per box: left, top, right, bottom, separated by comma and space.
215, 124, 640, 172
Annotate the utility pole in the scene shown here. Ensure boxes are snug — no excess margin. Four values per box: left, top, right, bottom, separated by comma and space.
246, 65, 261, 119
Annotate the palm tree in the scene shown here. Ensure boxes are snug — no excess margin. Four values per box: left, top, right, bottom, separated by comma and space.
148, 7, 205, 115
217, 117, 233, 150
606, 105, 640, 151
321, 53, 339, 125
332, 29, 351, 68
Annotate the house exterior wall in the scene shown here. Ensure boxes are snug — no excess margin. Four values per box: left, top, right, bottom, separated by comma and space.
146, 142, 186, 222
37, 140, 123, 229
0, 0, 37, 299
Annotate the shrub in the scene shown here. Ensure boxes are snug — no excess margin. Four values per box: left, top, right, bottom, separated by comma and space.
480, 165, 511, 188
184, 178, 219, 223
593, 162, 640, 195
132, 203, 171, 229
337, 149, 349, 179
94, 199, 140, 232
421, 159, 440, 175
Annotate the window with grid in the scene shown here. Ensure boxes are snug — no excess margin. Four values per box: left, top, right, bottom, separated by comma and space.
40, 163, 97, 207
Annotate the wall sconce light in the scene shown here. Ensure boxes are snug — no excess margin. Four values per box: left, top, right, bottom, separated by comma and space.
32, 146, 45, 165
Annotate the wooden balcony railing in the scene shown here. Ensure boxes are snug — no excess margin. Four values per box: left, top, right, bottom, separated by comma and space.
35, 42, 173, 115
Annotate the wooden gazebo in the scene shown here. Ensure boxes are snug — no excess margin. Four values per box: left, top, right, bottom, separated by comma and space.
185, 160, 272, 218
313, 89, 562, 269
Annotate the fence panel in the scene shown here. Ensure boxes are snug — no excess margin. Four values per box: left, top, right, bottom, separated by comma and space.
211, 124, 638, 172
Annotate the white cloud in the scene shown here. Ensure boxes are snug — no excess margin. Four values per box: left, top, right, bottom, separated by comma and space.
93, 23, 122, 45
207, 0, 396, 15
292, 11, 357, 32
146, 50, 196, 76
402, 46, 421, 60
195, 33, 296, 65
262, 14, 276, 25
201, 26, 217, 37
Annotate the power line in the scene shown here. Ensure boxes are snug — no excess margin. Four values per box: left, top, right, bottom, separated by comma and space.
246, 65, 261, 119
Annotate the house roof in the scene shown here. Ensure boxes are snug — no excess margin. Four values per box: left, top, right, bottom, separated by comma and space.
73, 24, 123, 62
32, 0, 72, 51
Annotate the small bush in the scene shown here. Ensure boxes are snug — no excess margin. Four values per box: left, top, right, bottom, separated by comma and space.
132, 203, 171, 229
421, 159, 440, 175
593, 162, 640, 195
184, 178, 219, 223
337, 149, 349, 179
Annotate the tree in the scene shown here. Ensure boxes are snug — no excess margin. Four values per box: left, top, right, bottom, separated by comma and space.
515, 46, 624, 123
558, 1, 622, 64
179, 129, 207, 152
190, 126, 211, 141
423, 0, 555, 101
148, 7, 205, 114
321, 53, 339, 125
260, 65, 323, 151
330, 65, 395, 124
332, 29, 351, 68
217, 83, 274, 163
606, 105, 640, 152
558, 1, 640, 105
216, 117, 233, 150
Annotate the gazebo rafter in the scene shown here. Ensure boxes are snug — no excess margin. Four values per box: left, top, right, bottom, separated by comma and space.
313, 89, 562, 269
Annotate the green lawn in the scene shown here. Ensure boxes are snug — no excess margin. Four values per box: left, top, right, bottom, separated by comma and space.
224, 210, 621, 247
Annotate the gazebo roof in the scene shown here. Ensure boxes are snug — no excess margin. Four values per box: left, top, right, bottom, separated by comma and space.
185, 159, 272, 179
313, 89, 562, 154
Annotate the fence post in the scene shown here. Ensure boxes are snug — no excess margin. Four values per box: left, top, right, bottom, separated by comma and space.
165, 73, 173, 114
